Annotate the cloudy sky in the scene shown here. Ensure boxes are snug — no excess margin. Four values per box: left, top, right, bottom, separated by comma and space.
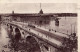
0, 3, 77, 13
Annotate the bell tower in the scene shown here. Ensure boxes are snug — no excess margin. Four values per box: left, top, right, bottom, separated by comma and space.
12, 11, 14, 14
39, 3, 43, 14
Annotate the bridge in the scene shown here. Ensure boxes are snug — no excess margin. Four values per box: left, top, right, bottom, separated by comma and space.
2, 21, 77, 52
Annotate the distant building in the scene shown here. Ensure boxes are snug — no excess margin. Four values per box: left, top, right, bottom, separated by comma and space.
1, 15, 12, 22
11, 10, 52, 26
12, 14, 51, 26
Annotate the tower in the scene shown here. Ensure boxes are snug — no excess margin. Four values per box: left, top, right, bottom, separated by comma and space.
39, 3, 43, 14
12, 11, 14, 14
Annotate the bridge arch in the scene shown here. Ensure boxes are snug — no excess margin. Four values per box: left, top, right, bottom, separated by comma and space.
7, 24, 9, 26
14, 28, 21, 42
10, 25, 13, 32
15, 28, 20, 33
25, 36, 41, 52
8, 25, 13, 37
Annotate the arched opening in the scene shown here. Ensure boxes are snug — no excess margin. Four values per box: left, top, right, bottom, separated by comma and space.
10, 26, 13, 32
25, 36, 41, 52
7, 24, 8, 26
8, 28, 21, 51
15, 28, 21, 42
8, 26, 13, 38
15, 28, 20, 33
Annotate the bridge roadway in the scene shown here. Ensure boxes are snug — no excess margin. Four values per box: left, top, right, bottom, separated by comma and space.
6, 21, 69, 49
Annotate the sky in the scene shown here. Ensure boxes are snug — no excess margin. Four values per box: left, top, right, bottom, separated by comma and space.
0, 3, 77, 13
0, 0, 77, 3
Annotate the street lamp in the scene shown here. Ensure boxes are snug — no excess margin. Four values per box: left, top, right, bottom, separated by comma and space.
71, 24, 72, 35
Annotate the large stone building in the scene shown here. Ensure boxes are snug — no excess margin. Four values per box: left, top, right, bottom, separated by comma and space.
11, 10, 54, 26
12, 14, 52, 26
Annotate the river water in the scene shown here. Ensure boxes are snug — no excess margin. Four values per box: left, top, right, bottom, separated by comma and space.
0, 24, 11, 52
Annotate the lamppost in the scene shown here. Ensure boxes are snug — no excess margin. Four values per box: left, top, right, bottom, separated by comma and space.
74, 24, 75, 33
71, 24, 72, 35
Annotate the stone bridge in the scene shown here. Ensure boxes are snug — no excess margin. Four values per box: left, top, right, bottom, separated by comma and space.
2, 21, 74, 52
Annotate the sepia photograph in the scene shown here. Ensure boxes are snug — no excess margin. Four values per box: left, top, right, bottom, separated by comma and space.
0, 3, 77, 52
